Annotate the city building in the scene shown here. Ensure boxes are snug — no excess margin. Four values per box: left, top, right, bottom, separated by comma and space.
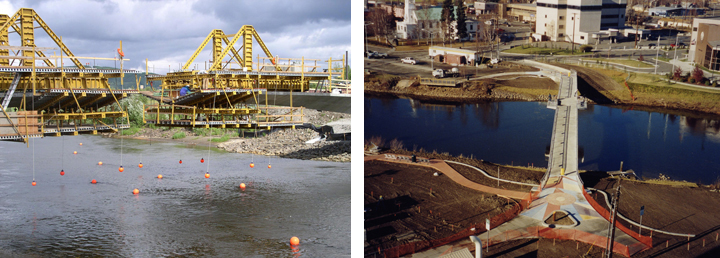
533, 0, 627, 44
690, 17, 720, 70
428, 46, 478, 65
504, 4, 537, 22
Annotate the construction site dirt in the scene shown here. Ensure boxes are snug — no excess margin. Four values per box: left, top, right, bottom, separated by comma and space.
364, 151, 720, 257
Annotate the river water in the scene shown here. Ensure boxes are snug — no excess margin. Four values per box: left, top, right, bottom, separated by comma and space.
365, 96, 720, 184
0, 135, 350, 257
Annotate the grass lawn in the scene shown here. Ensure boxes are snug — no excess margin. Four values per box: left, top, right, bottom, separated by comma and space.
583, 58, 654, 68
655, 56, 671, 62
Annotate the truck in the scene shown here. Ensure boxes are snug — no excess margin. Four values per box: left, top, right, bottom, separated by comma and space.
400, 57, 416, 65
432, 68, 460, 78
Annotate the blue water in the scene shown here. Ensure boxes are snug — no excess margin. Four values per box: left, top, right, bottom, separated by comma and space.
0, 135, 350, 257
365, 97, 720, 184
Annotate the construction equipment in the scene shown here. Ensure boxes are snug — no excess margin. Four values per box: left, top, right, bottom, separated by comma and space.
0, 8, 140, 142
145, 27, 346, 130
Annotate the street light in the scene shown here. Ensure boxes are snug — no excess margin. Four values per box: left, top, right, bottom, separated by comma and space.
364, 22, 374, 57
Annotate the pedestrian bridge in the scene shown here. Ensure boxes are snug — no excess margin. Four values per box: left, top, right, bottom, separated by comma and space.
479, 61, 652, 257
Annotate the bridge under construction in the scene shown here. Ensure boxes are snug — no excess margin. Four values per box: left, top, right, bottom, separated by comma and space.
0, 8, 348, 143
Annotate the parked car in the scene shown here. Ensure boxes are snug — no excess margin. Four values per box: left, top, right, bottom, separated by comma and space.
372, 51, 388, 58
400, 57, 416, 65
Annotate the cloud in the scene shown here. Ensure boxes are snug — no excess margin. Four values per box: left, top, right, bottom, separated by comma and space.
2, 0, 350, 73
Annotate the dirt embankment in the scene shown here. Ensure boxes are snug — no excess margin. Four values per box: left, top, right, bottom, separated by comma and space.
364, 160, 516, 252
365, 63, 557, 103
556, 63, 720, 115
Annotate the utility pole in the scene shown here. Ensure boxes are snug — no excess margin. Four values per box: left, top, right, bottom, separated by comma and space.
634, 14, 640, 50
605, 183, 622, 258
654, 36, 660, 74
572, 13, 577, 55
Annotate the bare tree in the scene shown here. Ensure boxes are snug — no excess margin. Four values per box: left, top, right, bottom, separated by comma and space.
367, 8, 396, 45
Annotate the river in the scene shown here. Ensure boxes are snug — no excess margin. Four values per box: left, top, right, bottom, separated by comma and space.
365, 96, 720, 184
0, 135, 350, 257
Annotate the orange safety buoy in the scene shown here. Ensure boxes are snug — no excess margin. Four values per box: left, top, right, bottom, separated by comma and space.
204, 173, 210, 178
132, 188, 139, 194
119, 166, 124, 172
60, 170, 65, 176
250, 162, 255, 168
239, 183, 246, 189
290, 236, 300, 246
201, 158, 204, 163
157, 174, 163, 179
91, 179, 97, 184
31, 181, 36, 186
268, 164, 272, 169
138, 163, 143, 168
98, 161, 103, 165
79, 143, 83, 146
73, 151, 77, 154
179, 160, 183, 164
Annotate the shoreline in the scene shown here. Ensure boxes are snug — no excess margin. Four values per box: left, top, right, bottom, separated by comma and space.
107, 109, 351, 162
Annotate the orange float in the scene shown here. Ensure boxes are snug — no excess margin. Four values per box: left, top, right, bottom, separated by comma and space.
250, 162, 255, 168
60, 170, 65, 176
132, 188, 139, 194
290, 236, 300, 246
179, 160, 183, 164
118, 166, 124, 172
157, 174, 163, 179
204, 173, 210, 178
79, 143, 83, 146
239, 183, 246, 189
268, 164, 272, 169
73, 151, 77, 154
138, 163, 143, 168
98, 161, 103, 165
31, 181, 36, 186
201, 158, 204, 163
91, 179, 97, 184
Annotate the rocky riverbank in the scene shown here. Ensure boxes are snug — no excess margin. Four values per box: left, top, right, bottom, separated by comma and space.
111, 109, 351, 162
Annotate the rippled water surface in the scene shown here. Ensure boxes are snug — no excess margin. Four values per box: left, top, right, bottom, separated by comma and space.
0, 135, 350, 257
365, 97, 720, 184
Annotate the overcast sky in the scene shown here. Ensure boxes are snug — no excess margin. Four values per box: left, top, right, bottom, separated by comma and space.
0, 0, 351, 74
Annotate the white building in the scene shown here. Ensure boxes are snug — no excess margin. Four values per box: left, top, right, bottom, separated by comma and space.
534, 0, 626, 44
396, 0, 418, 39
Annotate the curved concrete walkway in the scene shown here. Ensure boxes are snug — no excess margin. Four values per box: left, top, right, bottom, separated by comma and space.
365, 154, 530, 200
